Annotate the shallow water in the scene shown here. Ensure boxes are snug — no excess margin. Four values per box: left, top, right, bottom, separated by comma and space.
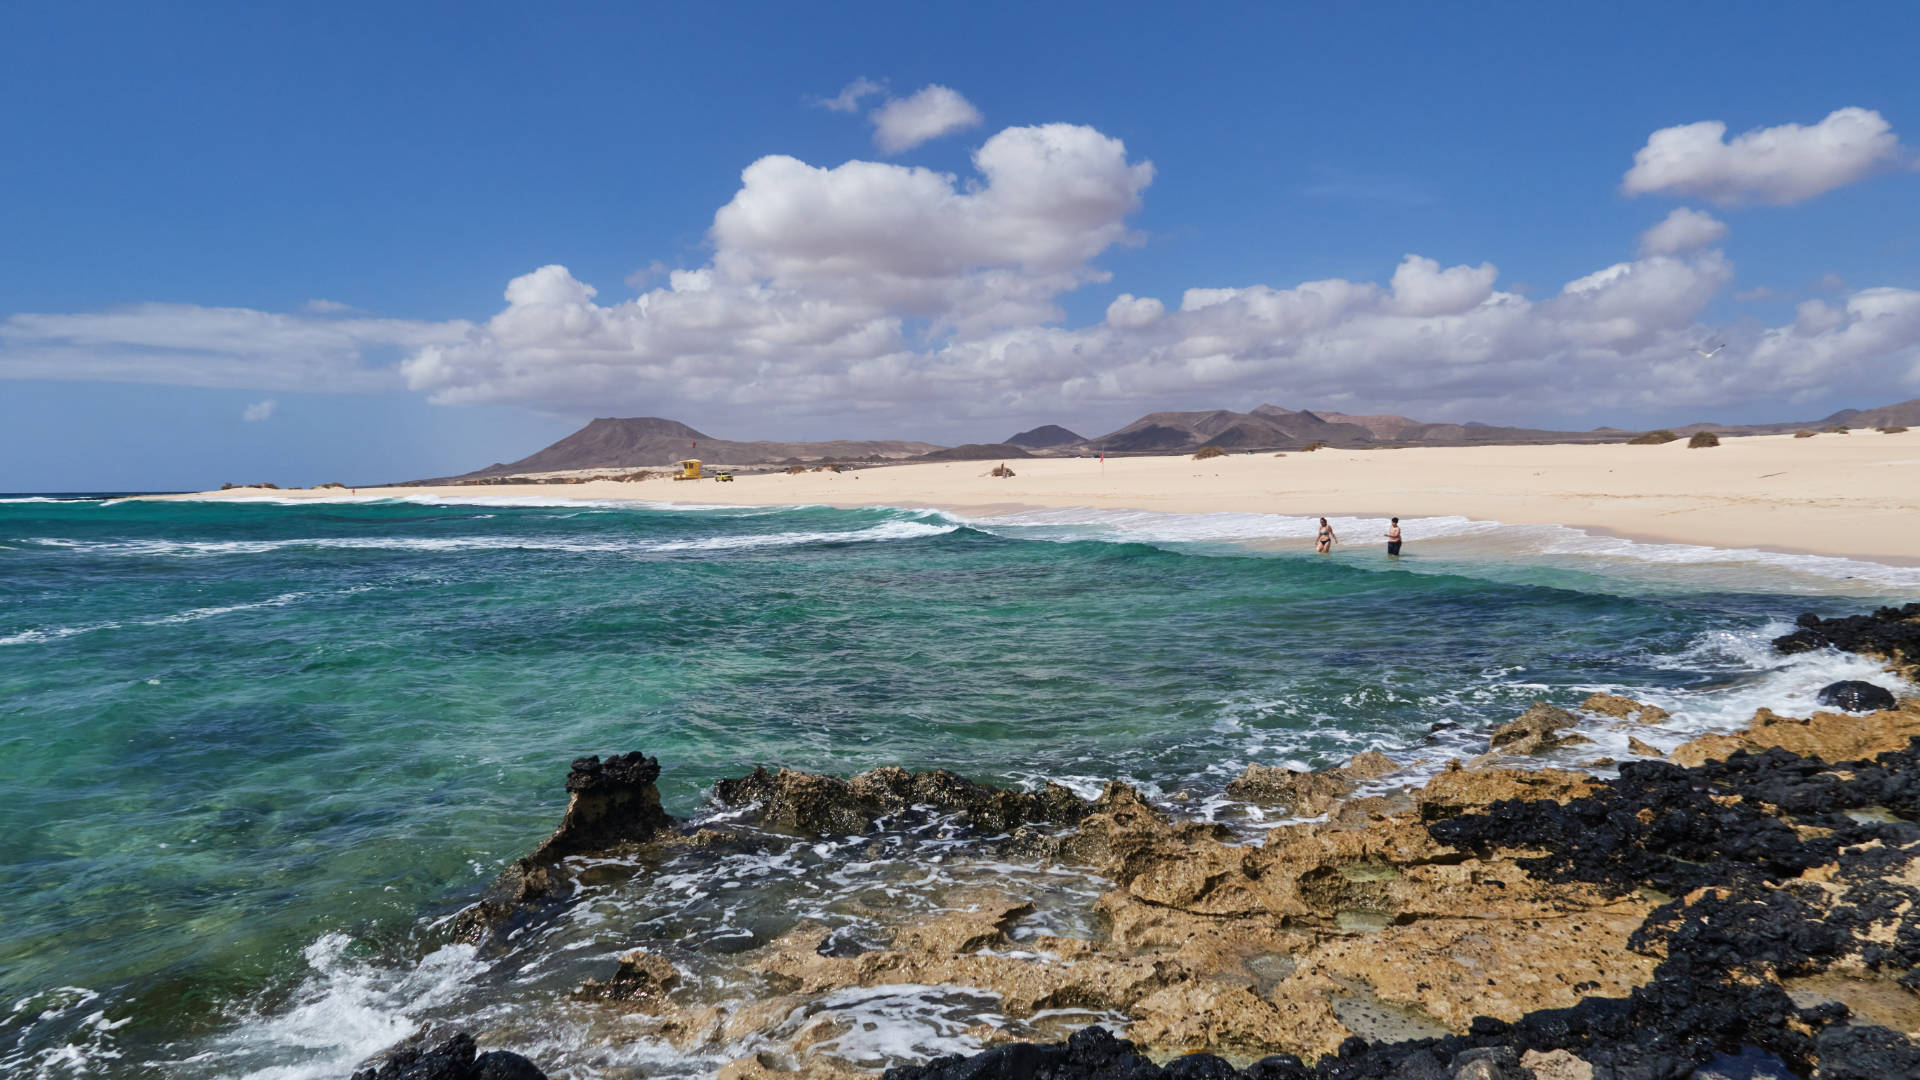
0, 494, 1911, 1078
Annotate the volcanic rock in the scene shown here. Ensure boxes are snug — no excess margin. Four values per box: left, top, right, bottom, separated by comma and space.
1225, 751, 1396, 815
1817, 679, 1899, 712
455, 752, 674, 944
1772, 603, 1920, 677
710, 764, 1088, 836
577, 948, 679, 1005
1482, 701, 1590, 757
349, 1032, 547, 1080
1669, 704, 1920, 767
1579, 693, 1670, 725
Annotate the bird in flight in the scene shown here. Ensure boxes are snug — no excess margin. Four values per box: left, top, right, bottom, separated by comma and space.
1694, 343, 1726, 359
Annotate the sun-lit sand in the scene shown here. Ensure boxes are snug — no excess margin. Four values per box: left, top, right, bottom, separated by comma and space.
178, 430, 1920, 563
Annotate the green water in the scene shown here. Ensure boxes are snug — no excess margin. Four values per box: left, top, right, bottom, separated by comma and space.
0, 495, 1910, 1078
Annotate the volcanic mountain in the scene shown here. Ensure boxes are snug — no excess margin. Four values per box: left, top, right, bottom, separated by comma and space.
1005, 424, 1085, 449
446, 417, 941, 478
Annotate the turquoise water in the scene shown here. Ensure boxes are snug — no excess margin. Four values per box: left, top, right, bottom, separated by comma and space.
0, 495, 1912, 1078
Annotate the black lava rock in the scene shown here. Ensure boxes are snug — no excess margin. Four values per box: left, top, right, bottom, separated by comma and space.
349, 1033, 548, 1080
1816, 680, 1899, 712
878, 734, 1920, 1080
1772, 602, 1920, 662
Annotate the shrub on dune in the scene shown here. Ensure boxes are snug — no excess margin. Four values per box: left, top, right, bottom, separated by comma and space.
1688, 431, 1720, 448
1628, 430, 1679, 445
1880, 426, 1909, 434
1192, 446, 1227, 460
1794, 430, 1816, 438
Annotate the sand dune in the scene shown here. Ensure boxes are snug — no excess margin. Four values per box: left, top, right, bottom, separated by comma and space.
181, 430, 1920, 562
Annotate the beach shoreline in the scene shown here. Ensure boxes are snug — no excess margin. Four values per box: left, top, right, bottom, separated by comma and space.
163, 430, 1920, 563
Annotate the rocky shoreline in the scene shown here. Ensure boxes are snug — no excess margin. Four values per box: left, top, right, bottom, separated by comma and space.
351, 606, 1920, 1080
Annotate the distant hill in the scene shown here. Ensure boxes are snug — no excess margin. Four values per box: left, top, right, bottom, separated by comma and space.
443, 417, 942, 479
1833, 397, 1920, 428
427, 397, 1920, 482
918, 443, 1034, 461
1005, 424, 1084, 448
1082, 406, 1375, 453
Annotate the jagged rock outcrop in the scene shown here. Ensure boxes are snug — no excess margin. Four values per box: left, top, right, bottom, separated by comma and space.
1225, 751, 1396, 815
879, 736, 1920, 1080
1579, 693, 1669, 725
1669, 702, 1920, 767
1773, 603, 1920, 677
454, 753, 674, 943
1479, 701, 1590, 759
711, 764, 1089, 836
530, 753, 673, 860
349, 1032, 547, 1080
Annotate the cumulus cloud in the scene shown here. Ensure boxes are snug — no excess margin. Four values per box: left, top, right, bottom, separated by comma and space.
242, 398, 276, 422
386, 119, 1920, 427
1639, 207, 1728, 256
1623, 107, 1902, 205
1105, 294, 1165, 329
12, 119, 1920, 431
0, 303, 467, 391
818, 77, 886, 113
870, 85, 984, 153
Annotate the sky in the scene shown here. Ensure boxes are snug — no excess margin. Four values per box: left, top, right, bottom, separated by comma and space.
3, 2, 1918, 490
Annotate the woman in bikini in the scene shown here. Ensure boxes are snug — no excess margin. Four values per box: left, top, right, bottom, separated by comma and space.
1315, 517, 1337, 554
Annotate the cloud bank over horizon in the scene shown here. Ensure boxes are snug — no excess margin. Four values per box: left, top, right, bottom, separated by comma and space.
3, 102, 1918, 435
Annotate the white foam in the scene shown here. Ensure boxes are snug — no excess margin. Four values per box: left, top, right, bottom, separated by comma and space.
956, 506, 1920, 593
188, 934, 484, 1080
0, 987, 129, 1080
776, 984, 1001, 1068
0, 592, 314, 647
14, 520, 954, 560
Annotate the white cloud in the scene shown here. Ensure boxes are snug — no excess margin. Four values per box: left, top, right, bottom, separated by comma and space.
11, 119, 1920, 433
242, 399, 276, 422
1622, 107, 1901, 205
1638, 207, 1728, 256
818, 77, 886, 113
1106, 294, 1164, 328
870, 85, 984, 153
302, 298, 355, 314
0, 303, 468, 391
1388, 255, 1497, 316
388, 119, 1920, 427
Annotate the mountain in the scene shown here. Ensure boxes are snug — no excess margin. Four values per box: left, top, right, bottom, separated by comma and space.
917, 443, 1035, 461
445, 417, 942, 479
1005, 424, 1085, 448
1082, 406, 1374, 452
1828, 397, 1920, 428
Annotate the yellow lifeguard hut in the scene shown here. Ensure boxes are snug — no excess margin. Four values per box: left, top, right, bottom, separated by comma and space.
674, 459, 702, 480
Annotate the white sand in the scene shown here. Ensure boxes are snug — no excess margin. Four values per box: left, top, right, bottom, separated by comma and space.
176, 430, 1920, 563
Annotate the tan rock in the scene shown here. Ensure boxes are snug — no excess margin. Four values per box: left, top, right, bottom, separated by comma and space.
1669, 705, 1920, 766
1626, 736, 1660, 757
1224, 750, 1400, 816
1486, 701, 1588, 757
1522, 1048, 1597, 1080
1581, 693, 1671, 725
1129, 981, 1347, 1062
1417, 762, 1599, 820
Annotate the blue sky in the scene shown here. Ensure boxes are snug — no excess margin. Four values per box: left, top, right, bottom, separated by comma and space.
3, 2, 1917, 489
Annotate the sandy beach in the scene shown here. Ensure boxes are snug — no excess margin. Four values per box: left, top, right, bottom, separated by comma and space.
182, 430, 1920, 563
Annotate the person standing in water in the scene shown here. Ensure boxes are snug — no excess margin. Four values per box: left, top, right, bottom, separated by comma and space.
1384, 517, 1402, 557
1315, 517, 1337, 554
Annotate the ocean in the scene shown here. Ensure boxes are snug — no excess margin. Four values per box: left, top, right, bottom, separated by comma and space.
1, 494, 1914, 1079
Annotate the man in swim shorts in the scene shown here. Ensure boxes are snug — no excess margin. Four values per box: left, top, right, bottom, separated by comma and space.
1384, 517, 1402, 556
